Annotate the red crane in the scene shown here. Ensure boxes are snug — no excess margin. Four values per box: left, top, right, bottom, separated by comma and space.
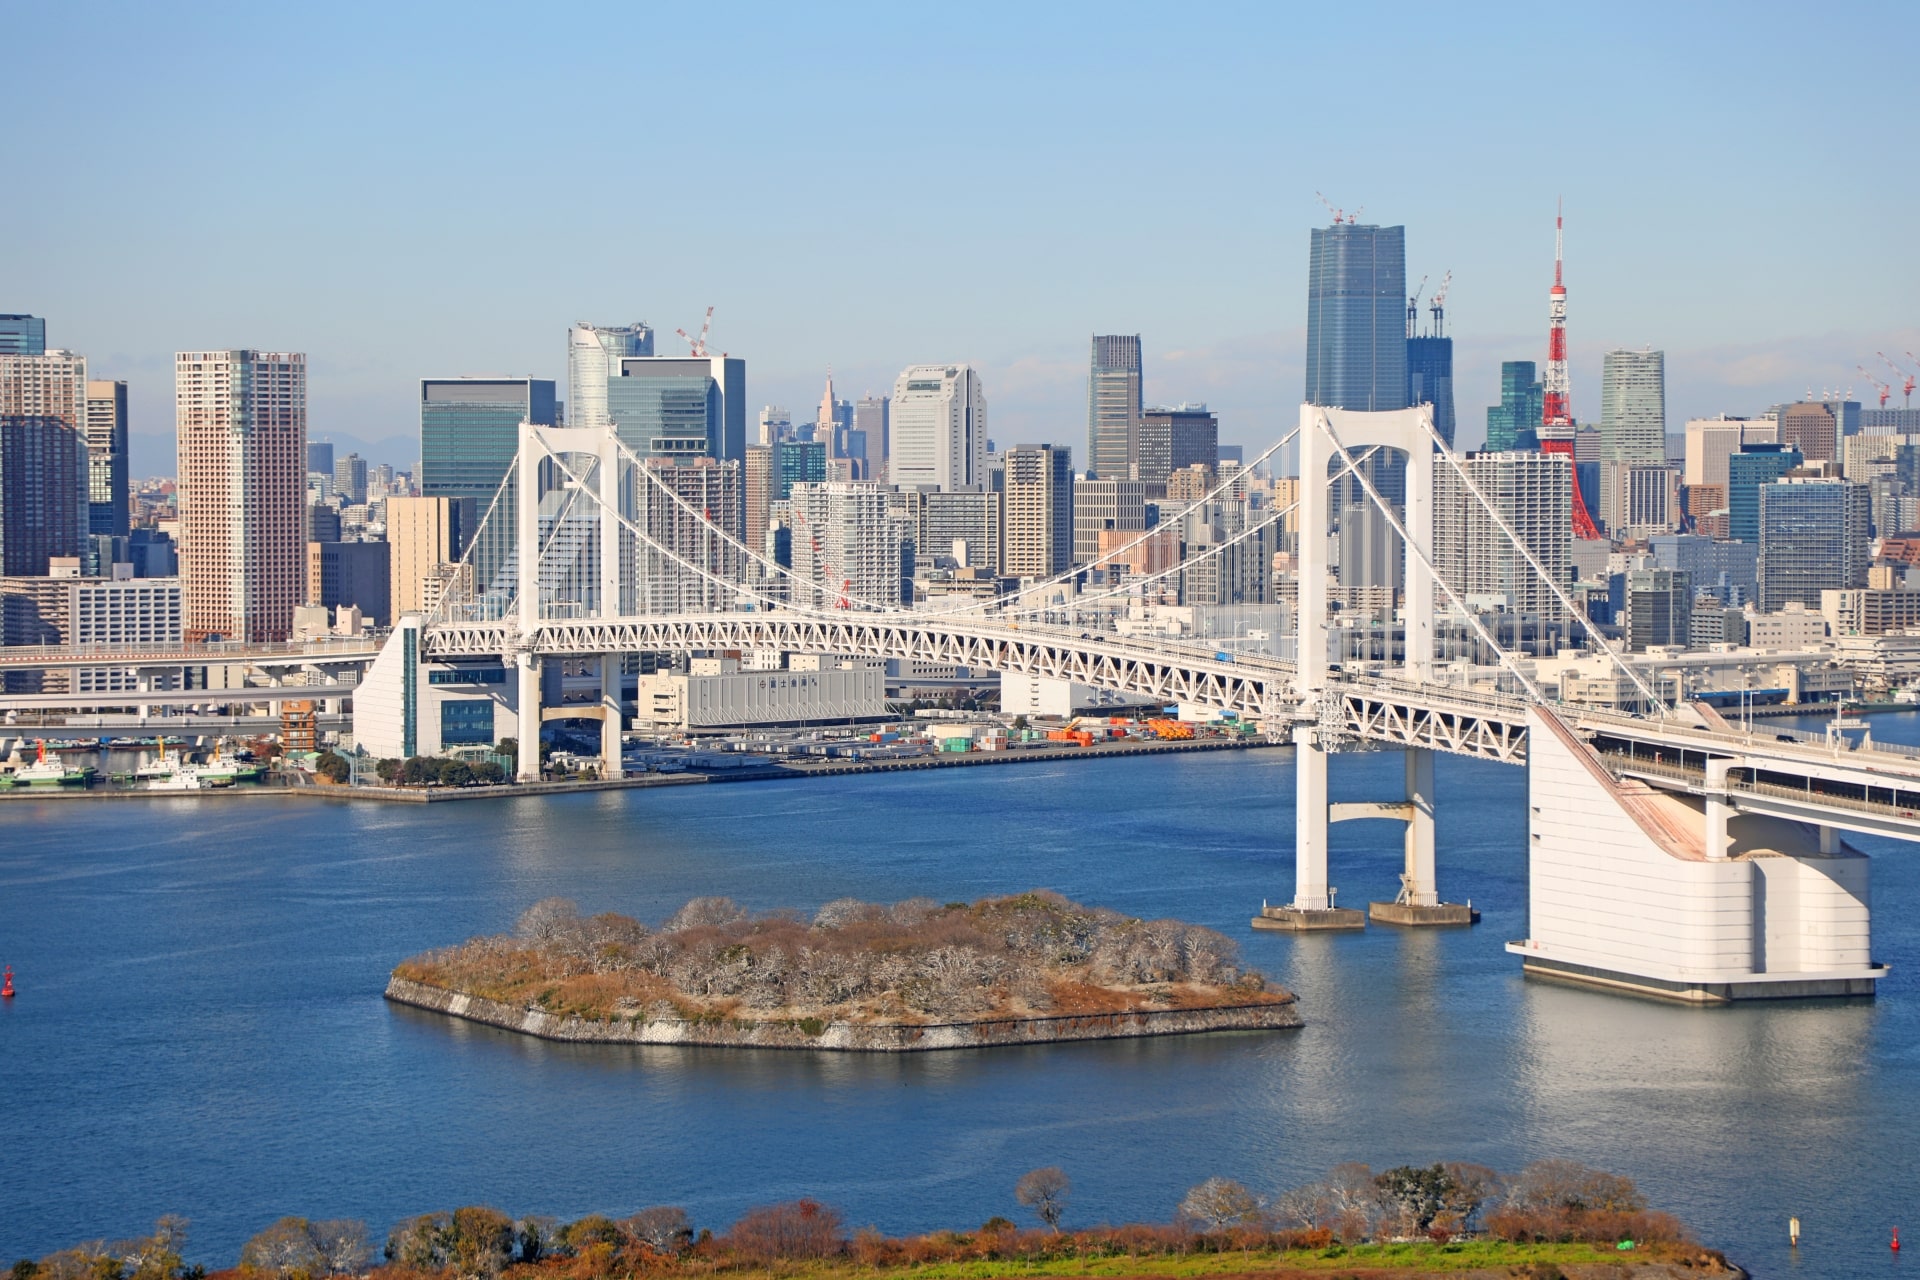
1880, 352, 1917, 408
675, 306, 716, 357
1859, 366, 1892, 409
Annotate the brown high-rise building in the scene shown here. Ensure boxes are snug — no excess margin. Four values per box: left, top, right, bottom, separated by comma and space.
176, 351, 307, 641
1779, 402, 1838, 464
386, 495, 463, 618
0, 349, 90, 575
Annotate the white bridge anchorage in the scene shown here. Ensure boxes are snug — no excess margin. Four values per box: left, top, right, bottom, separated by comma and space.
355, 407, 1920, 1005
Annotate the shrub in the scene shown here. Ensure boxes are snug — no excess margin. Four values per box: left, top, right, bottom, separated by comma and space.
724, 1199, 845, 1261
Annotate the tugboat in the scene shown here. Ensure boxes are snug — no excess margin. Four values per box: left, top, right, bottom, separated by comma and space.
135, 738, 178, 782
196, 741, 264, 785
11, 739, 93, 786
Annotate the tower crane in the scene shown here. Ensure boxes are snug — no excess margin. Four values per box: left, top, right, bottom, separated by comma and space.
1407, 275, 1427, 340
1429, 270, 1453, 339
1859, 365, 1892, 409
1880, 352, 1917, 408
675, 306, 716, 357
1315, 192, 1357, 225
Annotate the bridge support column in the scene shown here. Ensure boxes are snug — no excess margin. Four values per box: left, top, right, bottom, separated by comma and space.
1704, 758, 1733, 860
1368, 748, 1478, 926
1252, 728, 1365, 931
600, 654, 623, 780
516, 653, 542, 783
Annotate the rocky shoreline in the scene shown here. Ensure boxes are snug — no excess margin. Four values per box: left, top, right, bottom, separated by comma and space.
385, 975, 1302, 1051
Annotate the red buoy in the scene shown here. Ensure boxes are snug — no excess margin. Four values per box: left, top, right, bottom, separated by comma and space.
1895, 1227, 1902, 1252
1, 966, 12, 998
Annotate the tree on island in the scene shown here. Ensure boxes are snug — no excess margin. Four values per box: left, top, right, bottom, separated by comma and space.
1015, 1166, 1071, 1232
1178, 1177, 1265, 1232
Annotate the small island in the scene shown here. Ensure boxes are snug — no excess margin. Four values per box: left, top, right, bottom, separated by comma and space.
387, 891, 1301, 1050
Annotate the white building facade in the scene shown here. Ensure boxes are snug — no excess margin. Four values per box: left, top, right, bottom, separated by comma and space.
889, 364, 986, 492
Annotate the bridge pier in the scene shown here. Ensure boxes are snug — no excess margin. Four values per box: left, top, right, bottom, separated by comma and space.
600, 653, 623, 780
516, 653, 542, 783
1252, 728, 1366, 931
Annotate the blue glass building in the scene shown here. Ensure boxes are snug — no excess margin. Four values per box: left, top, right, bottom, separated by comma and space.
1485, 361, 1543, 452
1727, 444, 1802, 544
419, 377, 557, 602
1405, 336, 1455, 447
1306, 224, 1407, 412
0, 315, 46, 356
605, 356, 746, 463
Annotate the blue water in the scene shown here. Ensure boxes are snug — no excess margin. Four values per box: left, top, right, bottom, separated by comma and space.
2, 727, 1916, 1279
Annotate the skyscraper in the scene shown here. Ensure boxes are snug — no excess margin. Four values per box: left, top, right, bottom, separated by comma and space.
1485, 361, 1543, 452
1135, 405, 1218, 497
1778, 401, 1839, 464
175, 350, 308, 642
1305, 223, 1407, 412
1072, 478, 1147, 565
1759, 477, 1870, 610
1088, 335, 1142, 481
890, 364, 987, 492
0, 316, 46, 356
1405, 335, 1455, 447
0, 346, 89, 575
1599, 349, 1667, 463
781, 482, 911, 608
419, 376, 558, 600
1727, 444, 1802, 544
854, 395, 890, 477
82, 380, 129, 537
772, 439, 826, 500
567, 322, 655, 432
1001, 444, 1073, 577
307, 440, 335, 477
636, 457, 744, 614
1433, 449, 1571, 621
605, 355, 747, 462
386, 496, 463, 618
334, 452, 369, 505
744, 445, 774, 559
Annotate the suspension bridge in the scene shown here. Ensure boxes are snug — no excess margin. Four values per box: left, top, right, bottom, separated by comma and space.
351, 404, 1919, 1004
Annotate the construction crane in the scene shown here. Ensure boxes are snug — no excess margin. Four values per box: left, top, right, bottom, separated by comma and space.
1315, 192, 1358, 225
1406, 275, 1427, 340
675, 306, 715, 357
1880, 352, 1917, 407
1429, 269, 1453, 339
1859, 365, 1893, 408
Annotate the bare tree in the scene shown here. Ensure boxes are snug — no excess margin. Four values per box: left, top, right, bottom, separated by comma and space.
240, 1219, 322, 1277
515, 898, 580, 945
665, 897, 747, 931
1015, 1167, 1071, 1232
1177, 1178, 1265, 1232
623, 1207, 693, 1255
1508, 1159, 1645, 1214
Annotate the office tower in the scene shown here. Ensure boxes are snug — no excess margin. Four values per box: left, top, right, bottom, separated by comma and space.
1001, 444, 1073, 577
306, 539, 391, 625
890, 364, 987, 491
567, 322, 655, 432
1305, 223, 1407, 411
772, 439, 826, 500
1624, 568, 1691, 651
854, 395, 889, 475
334, 452, 368, 505
1778, 401, 1839, 464
1758, 477, 1870, 610
0, 347, 89, 574
82, 381, 128, 537
744, 445, 774, 558
605, 354, 746, 462
1405, 336, 1455, 447
1727, 444, 1803, 543
176, 351, 307, 642
387, 495, 463, 617
782, 482, 911, 608
758, 406, 791, 447
1485, 361, 1544, 452
1597, 461, 1679, 539
1072, 478, 1147, 565
308, 440, 335, 477
0, 315, 46, 356
1088, 335, 1143, 481
1135, 405, 1218, 498
902, 488, 1002, 573
636, 457, 744, 614
1337, 500, 1403, 615
1599, 349, 1666, 462
1182, 499, 1275, 606
308, 502, 342, 544
1433, 450, 1571, 620
1683, 415, 1776, 489
1649, 534, 1758, 605
815, 372, 853, 455
419, 376, 558, 600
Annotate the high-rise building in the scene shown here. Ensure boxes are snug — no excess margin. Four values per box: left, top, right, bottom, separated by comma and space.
419, 376, 558, 601
1649, 534, 1758, 605
781, 482, 911, 608
1088, 335, 1142, 481
772, 439, 826, 501
636, 457, 744, 614
1683, 415, 1777, 489
386, 496, 463, 618
0, 316, 46, 356
0, 347, 89, 574
82, 380, 128, 537
306, 539, 391, 625
1072, 478, 1147, 565
1727, 444, 1803, 543
1135, 405, 1218, 497
1624, 568, 1691, 652
757, 405, 791, 447
891, 364, 986, 492
1778, 401, 1839, 464
1485, 361, 1544, 452
854, 395, 889, 476
605, 355, 746, 462
1306, 222, 1407, 412
1759, 477, 1870, 610
1001, 444, 1073, 578
1599, 349, 1666, 463
307, 440, 335, 477
176, 350, 308, 642
1405, 336, 1455, 447
334, 452, 368, 505
1434, 449, 1570, 620
1597, 461, 1679, 539
744, 445, 774, 560
902, 488, 1001, 573
567, 322, 655, 432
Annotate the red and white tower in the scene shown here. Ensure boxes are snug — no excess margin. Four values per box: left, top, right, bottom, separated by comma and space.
1537, 199, 1603, 540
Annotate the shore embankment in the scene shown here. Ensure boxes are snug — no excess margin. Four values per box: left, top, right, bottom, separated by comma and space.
384, 975, 1302, 1050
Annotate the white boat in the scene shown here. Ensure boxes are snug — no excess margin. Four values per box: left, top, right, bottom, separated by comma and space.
145, 765, 207, 791
11, 740, 92, 787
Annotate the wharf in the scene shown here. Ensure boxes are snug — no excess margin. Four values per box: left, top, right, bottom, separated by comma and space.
0, 736, 1265, 804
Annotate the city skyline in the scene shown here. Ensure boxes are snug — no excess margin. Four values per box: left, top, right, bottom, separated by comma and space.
5, 4, 1914, 475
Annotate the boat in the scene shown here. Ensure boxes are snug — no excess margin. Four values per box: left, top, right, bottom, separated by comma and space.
146, 765, 210, 791
11, 740, 93, 787
195, 744, 263, 784
135, 738, 181, 781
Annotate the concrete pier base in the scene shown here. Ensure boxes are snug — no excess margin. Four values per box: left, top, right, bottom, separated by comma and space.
1251, 905, 1366, 932
1369, 900, 1480, 927
1512, 951, 1882, 1003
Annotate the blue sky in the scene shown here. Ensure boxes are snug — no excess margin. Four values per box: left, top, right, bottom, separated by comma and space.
5, 1, 1916, 474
